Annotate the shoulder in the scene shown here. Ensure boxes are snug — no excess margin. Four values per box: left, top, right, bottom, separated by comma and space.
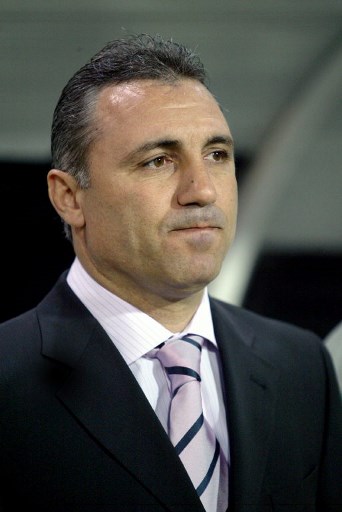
209, 298, 339, 401
0, 271, 72, 359
209, 296, 325, 370
0, 307, 43, 398
0, 307, 39, 346
209, 296, 321, 342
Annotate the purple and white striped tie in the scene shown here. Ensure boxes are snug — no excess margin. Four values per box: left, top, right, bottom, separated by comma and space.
155, 334, 227, 512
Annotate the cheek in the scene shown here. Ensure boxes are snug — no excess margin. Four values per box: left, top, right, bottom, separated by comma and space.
218, 177, 238, 244
230, 182, 238, 216
99, 189, 165, 240
218, 175, 238, 212
80, 187, 125, 245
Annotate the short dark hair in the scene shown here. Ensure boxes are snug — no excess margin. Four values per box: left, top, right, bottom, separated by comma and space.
51, 33, 207, 184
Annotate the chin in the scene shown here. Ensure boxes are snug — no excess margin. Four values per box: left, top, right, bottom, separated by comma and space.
160, 255, 224, 295
174, 268, 221, 294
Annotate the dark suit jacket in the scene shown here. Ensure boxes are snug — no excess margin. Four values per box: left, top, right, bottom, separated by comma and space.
0, 273, 341, 511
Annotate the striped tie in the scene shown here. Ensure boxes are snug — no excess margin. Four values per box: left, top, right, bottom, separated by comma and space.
155, 334, 224, 512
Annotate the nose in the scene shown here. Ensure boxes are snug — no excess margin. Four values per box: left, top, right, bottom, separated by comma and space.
176, 161, 217, 207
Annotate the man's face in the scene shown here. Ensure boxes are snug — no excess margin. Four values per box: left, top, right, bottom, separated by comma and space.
76, 79, 237, 303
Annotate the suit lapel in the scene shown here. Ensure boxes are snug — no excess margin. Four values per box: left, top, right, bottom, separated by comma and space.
38, 276, 204, 512
211, 299, 279, 507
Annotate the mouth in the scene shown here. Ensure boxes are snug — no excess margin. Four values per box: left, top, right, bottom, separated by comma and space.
172, 225, 221, 232
167, 208, 226, 233
170, 226, 222, 239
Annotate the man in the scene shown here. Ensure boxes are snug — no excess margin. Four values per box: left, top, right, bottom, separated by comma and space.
0, 34, 341, 512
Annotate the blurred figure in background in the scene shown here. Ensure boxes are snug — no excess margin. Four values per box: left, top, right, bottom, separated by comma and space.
325, 320, 342, 396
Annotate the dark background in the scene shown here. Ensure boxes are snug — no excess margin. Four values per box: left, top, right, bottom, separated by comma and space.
2, 161, 74, 322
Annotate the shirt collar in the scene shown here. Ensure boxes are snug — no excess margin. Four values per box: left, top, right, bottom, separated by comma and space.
67, 257, 217, 366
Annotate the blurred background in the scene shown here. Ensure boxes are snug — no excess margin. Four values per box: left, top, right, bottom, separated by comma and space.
1, 0, 341, 337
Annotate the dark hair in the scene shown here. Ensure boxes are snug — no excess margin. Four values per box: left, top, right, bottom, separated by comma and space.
51, 33, 207, 184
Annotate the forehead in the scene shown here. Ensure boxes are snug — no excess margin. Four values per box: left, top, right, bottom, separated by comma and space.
93, 79, 231, 142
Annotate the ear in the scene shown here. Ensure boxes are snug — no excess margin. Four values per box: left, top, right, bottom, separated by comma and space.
47, 169, 85, 229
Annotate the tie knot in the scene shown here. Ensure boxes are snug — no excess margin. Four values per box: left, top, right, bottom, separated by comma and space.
155, 334, 204, 392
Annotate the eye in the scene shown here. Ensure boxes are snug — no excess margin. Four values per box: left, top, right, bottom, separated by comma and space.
143, 155, 172, 170
206, 150, 229, 162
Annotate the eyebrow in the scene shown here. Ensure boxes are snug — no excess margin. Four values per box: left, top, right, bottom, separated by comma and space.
123, 134, 234, 164
206, 135, 234, 150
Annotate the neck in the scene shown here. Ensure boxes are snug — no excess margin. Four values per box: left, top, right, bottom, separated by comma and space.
109, 283, 204, 333
74, 255, 205, 332
132, 290, 205, 333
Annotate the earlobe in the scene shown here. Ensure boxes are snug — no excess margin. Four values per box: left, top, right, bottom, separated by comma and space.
47, 169, 85, 229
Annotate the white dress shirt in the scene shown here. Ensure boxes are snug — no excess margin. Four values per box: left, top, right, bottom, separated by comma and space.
67, 257, 229, 464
